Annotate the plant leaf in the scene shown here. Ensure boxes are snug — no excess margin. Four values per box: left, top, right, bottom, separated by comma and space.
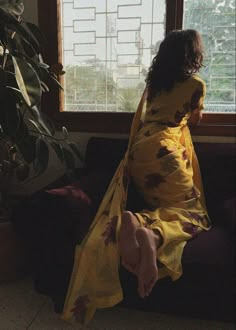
62, 126, 69, 139
0, 87, 20, 139
28, 118, 44, 134
0, 67, 17, 88
37, 62, 55, 87
50, 63, 65, 76
68, 142, 84, 163
12, 50, 41, 73
20, 36, 38, 58
37, 110, 55, 136
16, 134, 36, 163
12, 55, 42, 107
38, 62, 49, 69
50, 74, 64, 90
23, 22, 46, 49
27, 106, 55, 136
61, 147, 75, 169
12, 55, 31, 106
16, 163, 30, 181
40, 80, 49, 92
0, 0, 24, 16
6, 86, 21, 93
0, 8, 40, 53
33, 137, 49, 175
50, 142, 64, 163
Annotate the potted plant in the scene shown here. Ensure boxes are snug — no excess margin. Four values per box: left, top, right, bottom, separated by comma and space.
0, 0, 83, 219
0, 0, 85, 281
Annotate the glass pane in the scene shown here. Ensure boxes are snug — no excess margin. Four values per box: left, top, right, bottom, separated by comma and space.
183, 0, 236, 113
60, 0, 166, 112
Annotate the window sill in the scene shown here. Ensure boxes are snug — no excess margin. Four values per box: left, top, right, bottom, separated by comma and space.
51, 112, 133, 134
190, 113, 236, 137
190, 124, 235, 137
50, 111, 235, 136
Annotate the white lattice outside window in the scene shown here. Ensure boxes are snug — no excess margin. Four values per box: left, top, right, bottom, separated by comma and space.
60, 0, 166, 112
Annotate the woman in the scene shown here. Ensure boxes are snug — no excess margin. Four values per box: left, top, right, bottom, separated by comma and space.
62, 29, 211, 324
119, 29, 211, 298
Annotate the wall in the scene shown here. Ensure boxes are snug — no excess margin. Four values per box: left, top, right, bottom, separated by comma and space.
22, 0, 38, 24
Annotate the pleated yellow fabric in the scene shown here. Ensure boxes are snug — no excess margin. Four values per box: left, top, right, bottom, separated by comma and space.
62, 75, 211, 325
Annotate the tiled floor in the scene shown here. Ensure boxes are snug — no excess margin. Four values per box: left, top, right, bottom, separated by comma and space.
0, 278, 234, 330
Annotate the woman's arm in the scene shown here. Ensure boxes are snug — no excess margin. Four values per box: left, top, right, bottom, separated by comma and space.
188, 78, 206, 127
188, 108, 203, 127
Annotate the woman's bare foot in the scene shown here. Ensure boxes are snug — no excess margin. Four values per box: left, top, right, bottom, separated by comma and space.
119, 211, 140, 274
136, 227, 162, 298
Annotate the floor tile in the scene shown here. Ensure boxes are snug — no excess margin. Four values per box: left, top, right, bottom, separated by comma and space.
89, 307, 165, 330
0, 279, 235, 330
28, 302, 236, 330
0, 278, 46, 329
0, 313, 25, 330
28, 300, 84, 330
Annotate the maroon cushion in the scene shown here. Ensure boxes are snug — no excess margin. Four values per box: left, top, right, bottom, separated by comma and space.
46, 182, 91, 208
46, 182, 93, 241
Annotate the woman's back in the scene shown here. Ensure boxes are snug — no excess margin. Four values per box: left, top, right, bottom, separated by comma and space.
138, 75, 206, 139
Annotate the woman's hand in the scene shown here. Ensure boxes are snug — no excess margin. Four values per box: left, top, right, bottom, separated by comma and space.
188, 109, 203, 127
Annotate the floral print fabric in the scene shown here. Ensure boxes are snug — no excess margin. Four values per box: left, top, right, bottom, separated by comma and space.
62, 75, 210, 325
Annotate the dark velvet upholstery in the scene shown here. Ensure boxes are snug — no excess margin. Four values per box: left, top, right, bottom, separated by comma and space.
11, 137, 235, 322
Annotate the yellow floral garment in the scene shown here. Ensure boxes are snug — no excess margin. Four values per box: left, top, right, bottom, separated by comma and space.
62, 75, 211, 325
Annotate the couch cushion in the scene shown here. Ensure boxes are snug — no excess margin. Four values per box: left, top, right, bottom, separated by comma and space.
194, 143, 236, 226
85, 137, 128, 171
182, 226, 233, 266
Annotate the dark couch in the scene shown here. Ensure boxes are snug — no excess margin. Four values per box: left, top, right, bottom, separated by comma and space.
12, 137, 235, 322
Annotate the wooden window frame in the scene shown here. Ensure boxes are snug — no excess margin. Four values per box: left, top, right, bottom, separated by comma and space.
38, 0, 236, 136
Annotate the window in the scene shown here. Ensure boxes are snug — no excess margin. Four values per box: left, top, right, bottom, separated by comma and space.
38, 0, 235, 135
183, 0, 235, 114
61, 0, 166, 113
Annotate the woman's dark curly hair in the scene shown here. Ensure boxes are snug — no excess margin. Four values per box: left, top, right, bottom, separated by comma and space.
146, 29, 204, 102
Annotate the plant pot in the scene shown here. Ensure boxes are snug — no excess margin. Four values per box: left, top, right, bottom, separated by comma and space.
0, 217, 29, 283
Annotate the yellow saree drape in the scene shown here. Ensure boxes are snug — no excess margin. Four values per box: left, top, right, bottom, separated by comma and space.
62, 90, 147, 324
62, 89, 210, 325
